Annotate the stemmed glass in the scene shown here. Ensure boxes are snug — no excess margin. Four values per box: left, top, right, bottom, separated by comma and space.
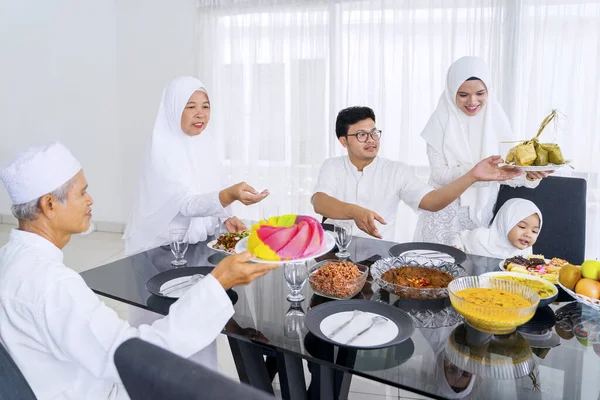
334, 221, 353, 259
284, 262, 308, 302
169, 229, 189, 267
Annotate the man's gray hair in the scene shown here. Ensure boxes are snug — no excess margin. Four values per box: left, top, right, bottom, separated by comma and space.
11, 177, 76, 221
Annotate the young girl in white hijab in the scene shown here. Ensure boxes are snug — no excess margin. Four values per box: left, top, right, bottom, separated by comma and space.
124, 76, 269, 256
414, 57, 550, 245
451, 198, 543, 259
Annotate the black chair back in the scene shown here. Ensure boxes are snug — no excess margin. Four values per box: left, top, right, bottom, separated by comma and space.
493, 176, 587, 264
0, 342, 37, 399
114, 339, 275, 400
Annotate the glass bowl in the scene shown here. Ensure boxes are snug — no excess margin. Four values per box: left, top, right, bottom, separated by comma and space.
370, 256, 467, 300
448, 277, 540, 335
308, 260, 368, 300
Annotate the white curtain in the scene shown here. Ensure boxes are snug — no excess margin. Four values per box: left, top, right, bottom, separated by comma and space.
196, 0, 599, 259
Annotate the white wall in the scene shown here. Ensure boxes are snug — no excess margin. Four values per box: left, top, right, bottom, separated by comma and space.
0, 0, 197, 224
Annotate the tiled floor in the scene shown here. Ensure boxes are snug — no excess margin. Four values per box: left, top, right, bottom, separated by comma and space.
0, 223, 431, 399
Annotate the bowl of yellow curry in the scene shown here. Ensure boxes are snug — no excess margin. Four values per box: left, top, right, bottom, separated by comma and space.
481, 272, 558, 307
449, 277, 540, 335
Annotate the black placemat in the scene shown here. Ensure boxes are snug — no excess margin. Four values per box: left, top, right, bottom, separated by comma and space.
305, 299, 415, 349
388, 242, 467, 264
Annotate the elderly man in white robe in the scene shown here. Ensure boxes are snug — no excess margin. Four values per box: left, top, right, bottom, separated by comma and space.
0, 142, 278, 400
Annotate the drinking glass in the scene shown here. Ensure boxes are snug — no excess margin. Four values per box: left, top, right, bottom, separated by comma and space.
169, 229, 189, 267
284, 262, 308, 302
334, 221, 353, 259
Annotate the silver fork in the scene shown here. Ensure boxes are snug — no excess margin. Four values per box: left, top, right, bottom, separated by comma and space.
345, 316, 389, 345
160, 274, 204, 296
328, 310, 362, 339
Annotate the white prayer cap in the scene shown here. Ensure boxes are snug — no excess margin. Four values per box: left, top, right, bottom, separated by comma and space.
0, 142, 82, 205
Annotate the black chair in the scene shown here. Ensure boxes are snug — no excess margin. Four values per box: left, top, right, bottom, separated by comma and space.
493, 176, 587, 264
0, 342, 37, 400
114, 339, 275, 400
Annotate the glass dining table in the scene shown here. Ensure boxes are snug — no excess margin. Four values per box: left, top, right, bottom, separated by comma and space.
80, 234, 600, 400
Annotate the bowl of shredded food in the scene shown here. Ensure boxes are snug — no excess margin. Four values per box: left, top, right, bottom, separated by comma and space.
449, 276, 540, 335
370, 256, 467, 300
308, 260, 368, 300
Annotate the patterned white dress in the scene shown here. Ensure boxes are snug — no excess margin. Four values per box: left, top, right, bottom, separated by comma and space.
413, 145, 539, 245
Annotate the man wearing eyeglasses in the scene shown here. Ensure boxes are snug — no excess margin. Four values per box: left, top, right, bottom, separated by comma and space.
311, 106, 522, 240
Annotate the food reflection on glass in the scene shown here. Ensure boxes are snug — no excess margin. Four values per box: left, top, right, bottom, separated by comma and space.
225, 319, 270, 345
308, 260, 368, 300
445, 323, 535, 380
448, 277, 539, 335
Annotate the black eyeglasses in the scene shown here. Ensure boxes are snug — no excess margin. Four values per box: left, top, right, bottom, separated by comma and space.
346, 129, 382, 143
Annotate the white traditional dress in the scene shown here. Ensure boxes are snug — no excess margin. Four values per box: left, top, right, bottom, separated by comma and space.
414, 56, 538, 245
0, 143, 234, 400
450, 198, 543, 259
123, 77, 232, 369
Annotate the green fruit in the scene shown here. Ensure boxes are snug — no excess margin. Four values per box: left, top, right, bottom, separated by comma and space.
581, 260, 600, 280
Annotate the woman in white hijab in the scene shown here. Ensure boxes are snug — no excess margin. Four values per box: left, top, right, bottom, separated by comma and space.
124, 76, 269, 256
414, 57, 550, 245
451, 198, 543, 259
124, 76, 268, 370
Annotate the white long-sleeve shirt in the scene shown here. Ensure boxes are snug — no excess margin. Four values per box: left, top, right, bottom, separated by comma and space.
312, 156, 434, 241
0, 229, 234, 399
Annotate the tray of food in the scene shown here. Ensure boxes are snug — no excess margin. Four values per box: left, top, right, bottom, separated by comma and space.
208, 231, 250, 254
504, 109, 571, 171
481, 271, 558, 307
500, 254, 569, 284
308, 260, 368, 300
371, 256, 467, 300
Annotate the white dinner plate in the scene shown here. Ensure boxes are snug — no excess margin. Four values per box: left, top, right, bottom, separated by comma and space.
234, 231, 336, 264
504, 162, 569, 172
207, 239, 235, 255
498, 258, 551, 271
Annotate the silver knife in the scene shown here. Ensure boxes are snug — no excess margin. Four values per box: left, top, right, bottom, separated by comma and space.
327, 309, 362, 339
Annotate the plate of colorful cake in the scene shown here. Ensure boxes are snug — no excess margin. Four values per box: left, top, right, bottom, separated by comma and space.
235, 214, 336, 264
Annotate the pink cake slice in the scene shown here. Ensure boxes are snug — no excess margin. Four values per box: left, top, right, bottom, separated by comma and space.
277, 221, 311, 259
260, 225, 299, 252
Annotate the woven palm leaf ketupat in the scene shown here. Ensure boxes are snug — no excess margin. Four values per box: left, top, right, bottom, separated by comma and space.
505, 110, 566, 166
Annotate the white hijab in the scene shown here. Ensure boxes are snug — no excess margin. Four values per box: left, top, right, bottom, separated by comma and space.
124, 77, 222, 255
421, 56, 513, 226
457, 198, 543, 259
